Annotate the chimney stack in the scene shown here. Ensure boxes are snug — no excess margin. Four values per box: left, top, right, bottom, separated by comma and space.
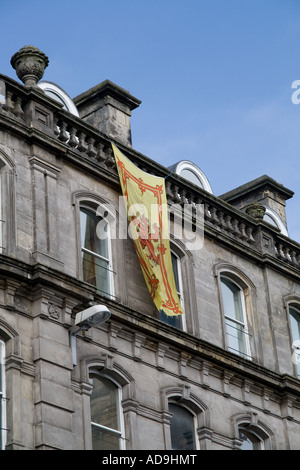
74, 80, 141, 147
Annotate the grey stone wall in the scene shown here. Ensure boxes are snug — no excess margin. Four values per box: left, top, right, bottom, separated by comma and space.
0, 66, 299, 450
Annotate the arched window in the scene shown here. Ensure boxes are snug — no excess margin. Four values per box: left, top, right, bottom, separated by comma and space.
162, 386, 209, 450
263, 207, 288, 236
220, 276, 251, 359
0, 151, 15, 256
170, 161, 213, 194
160, 252, 185, 330
0, 162, 3, 253
80, 205, 114, 298
169, 403, 198, 450
238, 427, 264, 450
288, 304, 300, 378
89, 373, 125, 450
38, 81, 79, 116
0, 339, 6, 450
234, 413, 274, 450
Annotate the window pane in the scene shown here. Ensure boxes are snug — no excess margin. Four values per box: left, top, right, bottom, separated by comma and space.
81, 251, 110, 294
80, 208, 109, 259
180, 169, 203, 188
0, 340, 4, 450
159, 253, 183, 329
221, 277, 250, 358
225, 320, 248, 357
160, 310, 182, 329
92, 425, 120, 451
44, 90, 68, 109
289, 307, 300, 341
169, 403, 196, 450
239, 430, 254, 450
263, 213, 279, 228
80, 208, 111, 295
171, 253, 179, 291
289, 307, 300, 377
221, 278, 244, 322
90, 376, 119, 430
239, 429, 262, 450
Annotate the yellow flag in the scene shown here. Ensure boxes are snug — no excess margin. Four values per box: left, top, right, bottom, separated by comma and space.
112, 143, 183, 316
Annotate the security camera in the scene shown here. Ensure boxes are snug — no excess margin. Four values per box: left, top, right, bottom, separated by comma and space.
69, 305, 111, 335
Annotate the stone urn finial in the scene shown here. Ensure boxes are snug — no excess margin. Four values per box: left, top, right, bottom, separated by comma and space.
245, 202, 266, 220
10, 45, 49, 87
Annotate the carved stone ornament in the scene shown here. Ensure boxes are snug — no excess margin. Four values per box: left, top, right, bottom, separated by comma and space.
10, 45, 49, 86
48, 303, 61, 320
245, 202, 266, 220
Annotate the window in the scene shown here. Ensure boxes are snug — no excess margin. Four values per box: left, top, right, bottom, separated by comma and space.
89, 374, 125, 450
0, 158, 8, 254
263, 207, 288, 236
221, 276, 251, 359
169, 403, 198, 450
234, 413, 274, 450
0, 151, 16, 255
160, 252, 185, 330
38, 81, 79, 116
289, 305, 300, 378
171, 160, 213, 194
0, 165, 2, 253
180, 168, 204, 188
80, 206, 113, 298
239, 427, 264, 450
0, 340, 6, 450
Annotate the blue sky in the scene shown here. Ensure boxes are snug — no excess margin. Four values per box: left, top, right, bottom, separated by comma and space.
1, 0, 300, 241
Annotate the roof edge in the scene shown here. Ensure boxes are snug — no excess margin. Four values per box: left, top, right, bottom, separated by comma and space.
219, 174, 294, 202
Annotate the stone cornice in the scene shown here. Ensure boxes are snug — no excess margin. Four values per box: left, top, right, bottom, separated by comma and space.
0, 253, 299, 400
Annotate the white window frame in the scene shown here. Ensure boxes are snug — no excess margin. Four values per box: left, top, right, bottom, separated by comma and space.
175, 161, 213, 193
220, 275, 251, 360
89, 372, 126, 450
263, 207, 288, 236
38, 81, 79, 116
80, 205, 114, 299
0, 339, 6, 450
288, 304, 300, 378
0, 169, 2, 254
172, 251, 186, 330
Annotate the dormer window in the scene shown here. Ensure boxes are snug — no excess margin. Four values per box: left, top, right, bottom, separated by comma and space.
263, 207, 288, 236
38, 81, 79, 116
169, 161, 213, 194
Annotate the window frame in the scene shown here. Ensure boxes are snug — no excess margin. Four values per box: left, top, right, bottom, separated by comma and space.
263, 207, 288, 236
38, 81, 79, 116
89, 371, 126, 450
219, 274, 252, 360
287, 303, 300, 378
238, 426, 265, 450
234, 413, 274, 450
159, 251, 186, 331
0, 339, 6, 450
168, 401, 199, 450
0, 163, 2, 253
79, 203, 114, 299
0, 152, 16, 256
174, 160, 213, 194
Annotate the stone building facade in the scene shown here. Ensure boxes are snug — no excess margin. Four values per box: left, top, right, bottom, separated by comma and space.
0, 46, 299, 450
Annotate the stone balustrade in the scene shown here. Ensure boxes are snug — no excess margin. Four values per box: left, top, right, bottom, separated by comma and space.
275, 237, 300, 268
0, 73, 299, 273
